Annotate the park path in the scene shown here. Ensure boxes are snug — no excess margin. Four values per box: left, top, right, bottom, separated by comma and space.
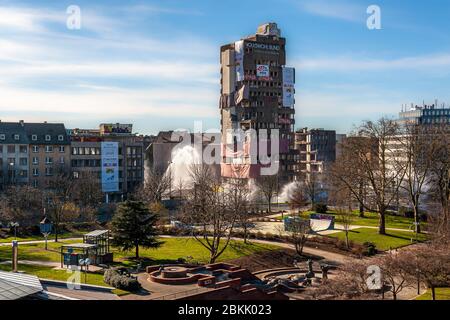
0, 237, 82, 247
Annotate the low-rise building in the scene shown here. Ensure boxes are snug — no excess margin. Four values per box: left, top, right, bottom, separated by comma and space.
69, 124, 144, 202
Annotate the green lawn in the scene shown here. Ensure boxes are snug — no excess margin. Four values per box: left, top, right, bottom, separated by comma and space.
0, 263, 107, 287
0, 232, 84, 243
415, 288, 450, 300
327, 227, 427, 250
276, 210, 417, 230
0, 237, 278, 266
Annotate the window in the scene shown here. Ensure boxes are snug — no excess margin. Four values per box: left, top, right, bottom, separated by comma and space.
7, 158, 15, 166
32, 135, 37, 141
0, 134, 5, 140
73, 172, 80, 179
33, 180, 38, 188
32, 146, 39, 153
32, 168, 39, 176
59, 146, 65, 153
45, 157, 53, 164
32, 157, 39, 165
60, 156, 65, 164
58, 135, 64, 141
19, 170, 28, 178
19, 146, 27, 153
7, 145, 15, 153
45, 167, 53, 176
19, 158, 27, 166
45, 135, 51, 141
14, 134, 20, 141
45, 146, 53, 153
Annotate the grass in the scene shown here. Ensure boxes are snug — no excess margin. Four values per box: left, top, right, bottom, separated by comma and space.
0, 232, 84, 243
275, 210, 417, 230
415, 288, 450, 300
327, 227, 428, 251
0, 263, 107, 287
0, 237, 278, 267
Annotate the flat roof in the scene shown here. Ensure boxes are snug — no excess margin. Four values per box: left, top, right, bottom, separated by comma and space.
84, 230, 109, 237
61, 243, 97, 249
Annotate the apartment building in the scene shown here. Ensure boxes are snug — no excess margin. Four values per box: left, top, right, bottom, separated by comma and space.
23, 122, 71, 188
69, 124, 144, 201
293, 128, 336, 178
219, 22, 296, 182
0, 121, 70, 189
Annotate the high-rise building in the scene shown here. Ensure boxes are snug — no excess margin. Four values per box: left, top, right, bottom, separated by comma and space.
293, 128, 336, 177
219, 23, 296, 181
398, 102, 450, 125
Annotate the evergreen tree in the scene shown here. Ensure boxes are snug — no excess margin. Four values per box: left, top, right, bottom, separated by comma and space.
111, 200, 162, 259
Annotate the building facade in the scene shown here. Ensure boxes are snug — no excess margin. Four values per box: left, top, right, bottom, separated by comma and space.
293, 128, 336, 178
0, 121, 70, 190
219, 23, 296, 182
398, 103, 450, 125
69, 125, 144, 201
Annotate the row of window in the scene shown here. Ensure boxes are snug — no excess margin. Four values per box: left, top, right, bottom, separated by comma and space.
0, 145, 66, 153
0, 134, 65, 141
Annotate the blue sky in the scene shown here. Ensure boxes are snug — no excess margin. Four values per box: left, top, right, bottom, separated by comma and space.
1, 0, 449, 135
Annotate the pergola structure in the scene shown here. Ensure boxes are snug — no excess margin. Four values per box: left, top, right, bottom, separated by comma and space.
60, 243, 98, 268
60, 230, 113, 268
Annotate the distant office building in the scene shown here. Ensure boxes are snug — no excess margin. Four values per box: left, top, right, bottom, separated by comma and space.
219, 23, 296, 182
398, 102, 450, 126
69, 124, 144, 201
335, 133, 347, 159
293, 128, 336, 177
0, 121, 70, 189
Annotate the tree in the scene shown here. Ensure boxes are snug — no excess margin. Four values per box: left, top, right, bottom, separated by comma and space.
288, 181, 307, 211
401, 124, 440, 233
110, 200, 162, 259
136, 167, 172, 204
182, 164, 237, 263
303, 171, 324, 210
72, 172, 103, 222
332, 118, 407, 234
1, 185, 44, 226
226, 172, 252, 243
46, 170, 78, 241
280, 217, 310, 256
255, 174, 278, 213
332, 184, 354, 249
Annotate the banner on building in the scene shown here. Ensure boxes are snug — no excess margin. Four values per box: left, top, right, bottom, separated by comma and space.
235, 40, 245, 82
101, 142, 119, 193
256, 64, 270, 78
100, 123, 132, 135
282, 67, 295, 107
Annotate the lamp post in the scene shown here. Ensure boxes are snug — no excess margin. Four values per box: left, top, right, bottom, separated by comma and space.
40, 213, 53, 251
8, 162, 15, 185
10, 222, 19, 240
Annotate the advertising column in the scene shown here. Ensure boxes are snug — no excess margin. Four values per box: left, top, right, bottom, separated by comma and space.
101, 141, 119, 194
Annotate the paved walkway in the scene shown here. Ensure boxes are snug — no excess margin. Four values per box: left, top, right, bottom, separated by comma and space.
0, 238, 82, 247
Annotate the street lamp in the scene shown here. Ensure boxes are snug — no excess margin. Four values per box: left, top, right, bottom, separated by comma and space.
9, 222, 19, 239
8, 162, 15, 184
40, 214, 53, 250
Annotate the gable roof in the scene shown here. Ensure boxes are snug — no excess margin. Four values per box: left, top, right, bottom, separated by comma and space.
0, 271, 43, 300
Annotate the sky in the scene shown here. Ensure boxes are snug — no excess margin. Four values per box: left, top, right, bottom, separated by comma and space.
1, 0, 450, 135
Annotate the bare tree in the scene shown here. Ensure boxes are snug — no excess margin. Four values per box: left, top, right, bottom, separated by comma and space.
332, 118, 407, 234
46, 171, 78, 241
226, 169, 252, 243
182, 164, 237, 263
288, 181, 307, 211
1, 185, 44, 226
72, 172, 103, 222
401, 124, 441, 233
255, 174, 278, 213
280, 217, 310, 256
135, 167, 172, 204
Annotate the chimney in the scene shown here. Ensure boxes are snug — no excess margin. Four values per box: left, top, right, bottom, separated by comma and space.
19, 120, 24, 126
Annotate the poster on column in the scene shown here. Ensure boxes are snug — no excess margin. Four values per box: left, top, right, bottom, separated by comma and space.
235, 40, 245, 82
101, 141, 119, 192
282, 67, 295, 107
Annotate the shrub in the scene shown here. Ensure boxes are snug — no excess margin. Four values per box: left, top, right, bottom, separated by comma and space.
313, 203, 328, 213
362, 241, 377, 256
103, 268, 141, 291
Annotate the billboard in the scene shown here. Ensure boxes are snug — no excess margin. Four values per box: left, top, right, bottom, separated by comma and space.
101, 142, 119, 193
100, 123, 132, 135
282, 67, 295, 107
234, 40, 245, 82
256, 64, 270, 77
